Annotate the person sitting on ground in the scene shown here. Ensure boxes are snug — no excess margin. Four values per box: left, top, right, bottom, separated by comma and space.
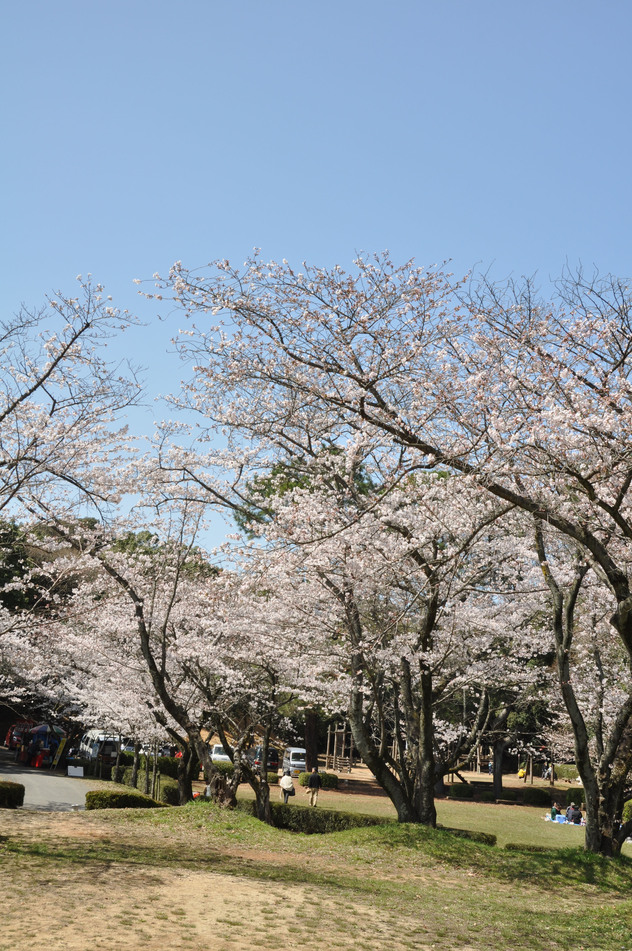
551, 801, 563, 820
279, 769, 294, 804
307, 766, 322, 807
570, 803, 583, 824
566, 802, 575, 822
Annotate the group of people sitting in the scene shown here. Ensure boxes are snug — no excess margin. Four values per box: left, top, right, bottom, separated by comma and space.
549, 800, 584, 824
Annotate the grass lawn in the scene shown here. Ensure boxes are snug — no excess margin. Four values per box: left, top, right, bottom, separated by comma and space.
2, 801, 630, 951
238, 779, 632, 854
1, 777, 631, 950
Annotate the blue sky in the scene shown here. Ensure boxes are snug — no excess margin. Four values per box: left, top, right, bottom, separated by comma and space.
2, 1, 631, 432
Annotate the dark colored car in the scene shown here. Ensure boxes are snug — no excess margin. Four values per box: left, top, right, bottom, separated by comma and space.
253, 746, 280, 772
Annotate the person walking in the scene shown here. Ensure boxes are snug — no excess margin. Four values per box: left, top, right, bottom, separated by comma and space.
307, 766, 322, 807
279, 769, 294, 804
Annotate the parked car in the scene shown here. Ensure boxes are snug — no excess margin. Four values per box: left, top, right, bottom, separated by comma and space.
282, 746, 307, 777
210, 743, 232, 764
78, 730, 120, 764
253, 745, 280, 772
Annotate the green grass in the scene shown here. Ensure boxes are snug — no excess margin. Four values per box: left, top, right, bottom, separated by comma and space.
2, 788, 632, 951
247, 781, 631, 855
6, 803, 630, 950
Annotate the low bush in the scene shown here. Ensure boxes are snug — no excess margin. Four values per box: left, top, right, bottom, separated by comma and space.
297, 771, 339, 790
521, 786, 553, 807
440, 827, 497, 846
476, 790, 496, 803
447, 783, 475, 799
622, 798, 632, 824
238, 800, 388, 833
121, 768, 180, 804
267, 772, 278, 785
565, 786, 585, 807
212, 761, 235, 778
85, 789, 166, 810
0, 780, 25, 808
554, 764, 579, 782
157, 755, 180, 779
499, 787, 518, 802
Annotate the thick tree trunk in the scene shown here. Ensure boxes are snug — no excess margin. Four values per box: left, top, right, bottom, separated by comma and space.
415, 668, 437, 825
177, 744, 199, 804
348, 667, 432, 824
492, 740, 505, 800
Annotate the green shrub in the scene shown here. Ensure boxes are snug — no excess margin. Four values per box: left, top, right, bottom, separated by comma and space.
476, 790, 496, 803
521, 786, 553, 806
499, 787, 518, 801
85, 789, 166, 810
121, 768, 179, 804
238, 800, 389, 833
212, 761, 235, 777
297, 771, 339, 790
156, 755, 180, 779
447, 783, 475, 799
554, 764, 579, 782
622, 798, 632, 824
440, 827, 497, 846
565, 786, 585, 807
0, 780, 25, 808
267, 772, 278, 785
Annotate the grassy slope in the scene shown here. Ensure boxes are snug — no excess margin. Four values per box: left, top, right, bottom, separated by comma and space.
3, 801, 631, 951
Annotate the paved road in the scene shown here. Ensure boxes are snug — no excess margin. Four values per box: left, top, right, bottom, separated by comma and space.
0, 749, 104, 811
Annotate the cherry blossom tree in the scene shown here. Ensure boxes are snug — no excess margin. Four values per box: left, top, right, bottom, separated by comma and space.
147, 255, 632, 853
0, 278, 141, 523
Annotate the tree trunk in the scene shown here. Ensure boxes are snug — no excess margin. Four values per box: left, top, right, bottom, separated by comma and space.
130, 743, 141, 788
415, 668, 437, 825
177, 744, 199, 805
304, 709, 319, 772
347, 669, 428, 823
492, 740, 505, 800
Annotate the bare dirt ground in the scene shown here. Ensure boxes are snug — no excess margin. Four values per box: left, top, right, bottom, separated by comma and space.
0, 809, 453, 951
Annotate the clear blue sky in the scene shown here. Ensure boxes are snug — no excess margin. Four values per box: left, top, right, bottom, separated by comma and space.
2, 1, 631, 410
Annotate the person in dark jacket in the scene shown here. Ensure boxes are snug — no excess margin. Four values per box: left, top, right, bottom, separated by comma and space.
307, 767, 322, 807
570, 804, 583, 824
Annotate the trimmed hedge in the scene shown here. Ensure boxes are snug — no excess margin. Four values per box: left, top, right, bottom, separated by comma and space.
297, 771, 339, 790
440, 826, 497, 846
565, 786, 585, 807
622, 799, 632, 824
238, 799, 388, 833
521, 786, 553, 807
476, 790, 496, 803
85, 789, 166, 810
447, 783, 475, 799
0, 780, 25, 808
554, 764, 579, 782
121, 768, 179, 805
117, 752, 181, 779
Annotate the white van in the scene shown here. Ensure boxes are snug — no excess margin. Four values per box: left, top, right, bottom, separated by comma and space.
78, 730, 119, 762
282, 746, 307, 777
